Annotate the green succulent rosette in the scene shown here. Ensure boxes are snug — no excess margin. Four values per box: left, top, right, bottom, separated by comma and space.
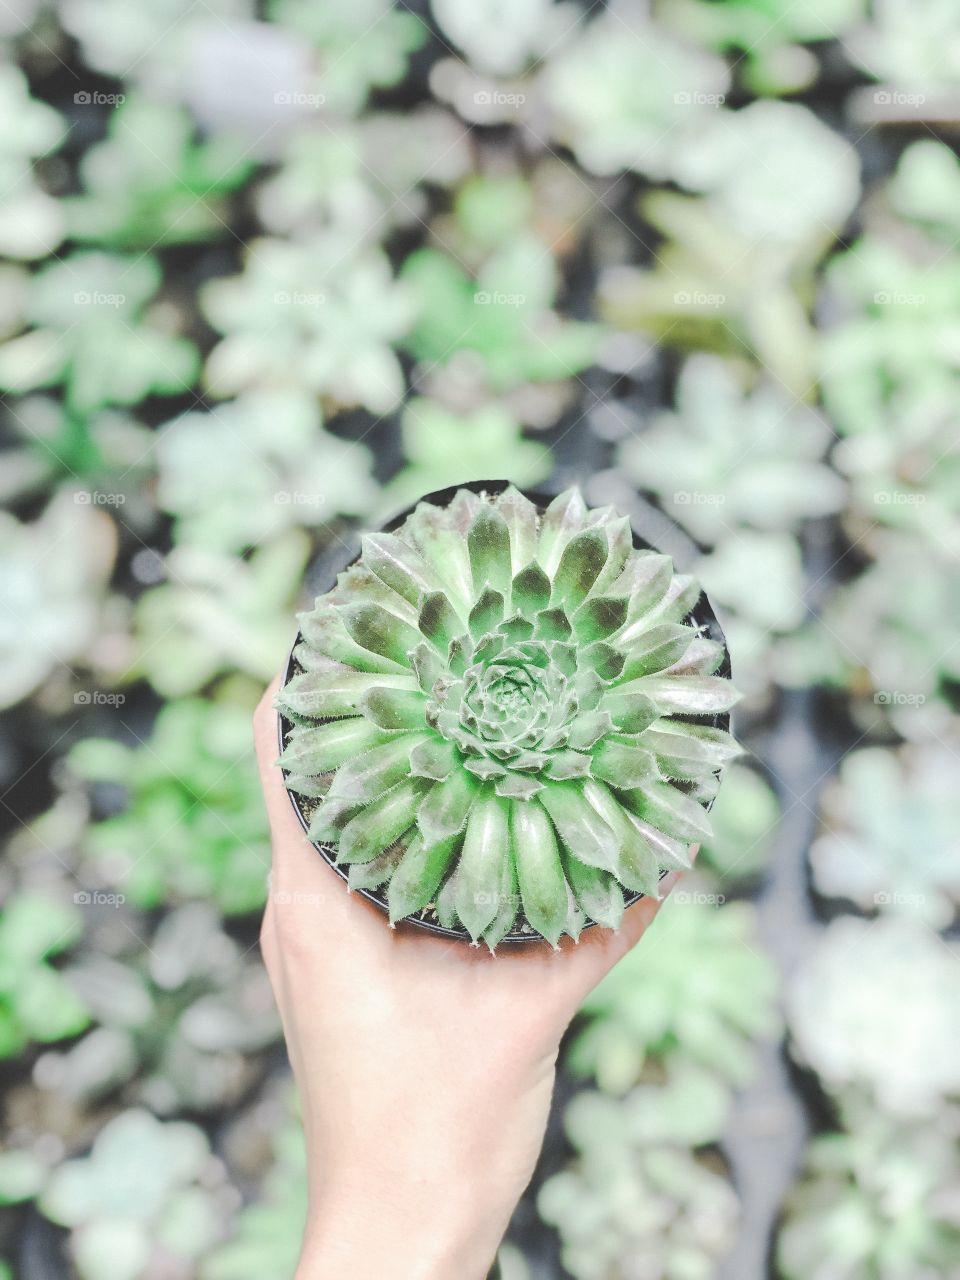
276, 485, 740, 949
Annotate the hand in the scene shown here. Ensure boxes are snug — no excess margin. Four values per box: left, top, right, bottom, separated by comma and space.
254, 676, 688, 1280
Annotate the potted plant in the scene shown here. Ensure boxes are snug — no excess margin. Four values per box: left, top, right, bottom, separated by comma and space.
275, 482, 740, 949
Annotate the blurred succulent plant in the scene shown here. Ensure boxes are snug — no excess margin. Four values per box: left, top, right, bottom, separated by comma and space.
133, 531, 310, 697
278, 485, 740, 947
38, 904, 279, 1112
778, 1098, 960, 1280
39, 1109, 228, 1280
846, 0, 960, 94
64, 96, 253, 248
400, 238, 600, 396
810, 744, 960, 929
0, 490, 116, 710
788, 917, 960, 1116
155, 391, 379, 552
539, 1073, 739, 1280
672, 101, 860, 248
660, 0, 866, 95
200, 1098, 306, 1280
379, 398, 552, 514
268, 0, 426, 114
202, 235, 416, 414
888, 140, 960, 243
777, 531, 960, 708
0, 252, 198, 413
568, 895, 777, 1093
71, 699, 271, 915
58, 0, 255, 92
617, 355, 845, 544
543, 13, 730, 180
0, 893, 89, 1058
698, 761, 780, 887
0, 65, 66, 260
432, 0, 578, 78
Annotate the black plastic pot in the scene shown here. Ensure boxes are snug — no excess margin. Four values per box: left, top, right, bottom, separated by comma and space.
277, 479, 731, 944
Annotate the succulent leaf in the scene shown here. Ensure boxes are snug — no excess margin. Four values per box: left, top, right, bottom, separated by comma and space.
279, 486, 738, 946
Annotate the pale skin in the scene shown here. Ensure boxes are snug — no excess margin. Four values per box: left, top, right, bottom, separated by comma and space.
254, 676, 692, 1280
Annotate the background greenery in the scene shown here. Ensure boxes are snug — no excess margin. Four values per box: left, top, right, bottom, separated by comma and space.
1, 1, 958, 1277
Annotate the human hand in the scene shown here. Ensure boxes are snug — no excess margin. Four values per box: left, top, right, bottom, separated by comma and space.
254, 676, 689, 1280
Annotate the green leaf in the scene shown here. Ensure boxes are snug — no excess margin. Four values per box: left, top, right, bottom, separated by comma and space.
640, 721, 742, 779
469, 587, 505, 639
418, 591, 462, 654
408, 736, 458, 781
276, 668, 416, 720
468, 506, 513, 594
539, 782, 620, 873
538, 488, 588, 575
534, 607, 573, 642
348, 838, 409, 892
582, 780, 662, 897
358, 687, 427, 731
632, 675, 741, 715
552, 528, 609, 605
573, 595, 628, 643
598, 683, 661, 734
619, 624, 698, 679
512, 562, 552, 616
360, 532, 435, 605
621, 781, 713, 843
512, 801, 569, 947
329, 734, 428, 803
417, 769, 478, 845
564, 855, 624, 930
337, 780, 424, 864
482, 845, 520, 951
495, 485, 539, 572
454, 792, 511, 940
298, 606, 409, 675
592, 739, 659, 789
388, 831, 461, 921
277, 718, 393, 775
342, 604, 422, 667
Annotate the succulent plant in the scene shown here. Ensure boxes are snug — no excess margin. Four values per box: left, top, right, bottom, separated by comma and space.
201, 234, 416, 414
39, 1109, 228, 1280
0, 252, 199, 413
400, 238, 600, 395
155, 390, 379, 552
568, 895, 778, 1093
787, 917, 960, 1116
0, 65, 66, 261
134, 531, 310, 697
433, 0, 577, 78
810, 744, 960, 929
778, 1097, 960, 1280
277, 485, 740, 948
543, 13, 730, 181
200, 1094, 307, 1280
845, 0, 960, 94
64, 95, 253, 249
617, 355, 846, 545
379, 398, 552, 514
0, 491, 116, 710
71, 699, 272, 915
539, 1074, 739, 1280
0, 893, 90, 1058
37, 903, 279, 1113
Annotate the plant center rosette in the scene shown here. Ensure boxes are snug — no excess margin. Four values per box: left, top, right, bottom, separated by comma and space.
276, 485, 740, 949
